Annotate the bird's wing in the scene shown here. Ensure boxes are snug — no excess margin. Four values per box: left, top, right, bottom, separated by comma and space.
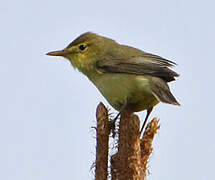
96, 53, 179, 82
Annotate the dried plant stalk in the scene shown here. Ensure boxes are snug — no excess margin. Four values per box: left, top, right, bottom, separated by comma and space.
95, 103, 110, 180
140, 118, 160, 175
95, 103, 160, 180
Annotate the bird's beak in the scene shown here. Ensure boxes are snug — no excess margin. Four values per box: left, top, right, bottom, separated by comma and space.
46, 50, 69, 56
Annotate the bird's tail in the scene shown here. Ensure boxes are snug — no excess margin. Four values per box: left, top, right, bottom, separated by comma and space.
150, 78, 180, 106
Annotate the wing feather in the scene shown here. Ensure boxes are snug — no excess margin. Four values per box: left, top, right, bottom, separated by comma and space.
96, 54, 179, 82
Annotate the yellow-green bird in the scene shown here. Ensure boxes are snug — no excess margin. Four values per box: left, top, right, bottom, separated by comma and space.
47, 32, 180, 132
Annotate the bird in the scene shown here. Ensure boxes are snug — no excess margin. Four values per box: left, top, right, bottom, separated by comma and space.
47, 32, 180, 133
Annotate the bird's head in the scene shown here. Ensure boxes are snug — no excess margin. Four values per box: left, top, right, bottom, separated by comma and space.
47, 32, 116, 75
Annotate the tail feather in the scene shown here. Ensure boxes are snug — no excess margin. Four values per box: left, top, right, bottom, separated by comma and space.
150, 78, 180, 106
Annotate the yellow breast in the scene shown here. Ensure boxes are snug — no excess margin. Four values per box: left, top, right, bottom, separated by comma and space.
89, 73, 159, 112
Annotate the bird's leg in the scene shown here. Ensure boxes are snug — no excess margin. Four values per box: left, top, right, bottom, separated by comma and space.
113, 111, 121, 122
140, 107, 153, 134
110, 103, 127, 138
109, 112, 120, 137
110, 112, 120, 138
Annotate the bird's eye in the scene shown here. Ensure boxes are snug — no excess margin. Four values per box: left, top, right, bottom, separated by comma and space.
79, 44, 86, 51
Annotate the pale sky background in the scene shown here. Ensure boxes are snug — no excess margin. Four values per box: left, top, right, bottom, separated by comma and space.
1, 0, 214, 179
